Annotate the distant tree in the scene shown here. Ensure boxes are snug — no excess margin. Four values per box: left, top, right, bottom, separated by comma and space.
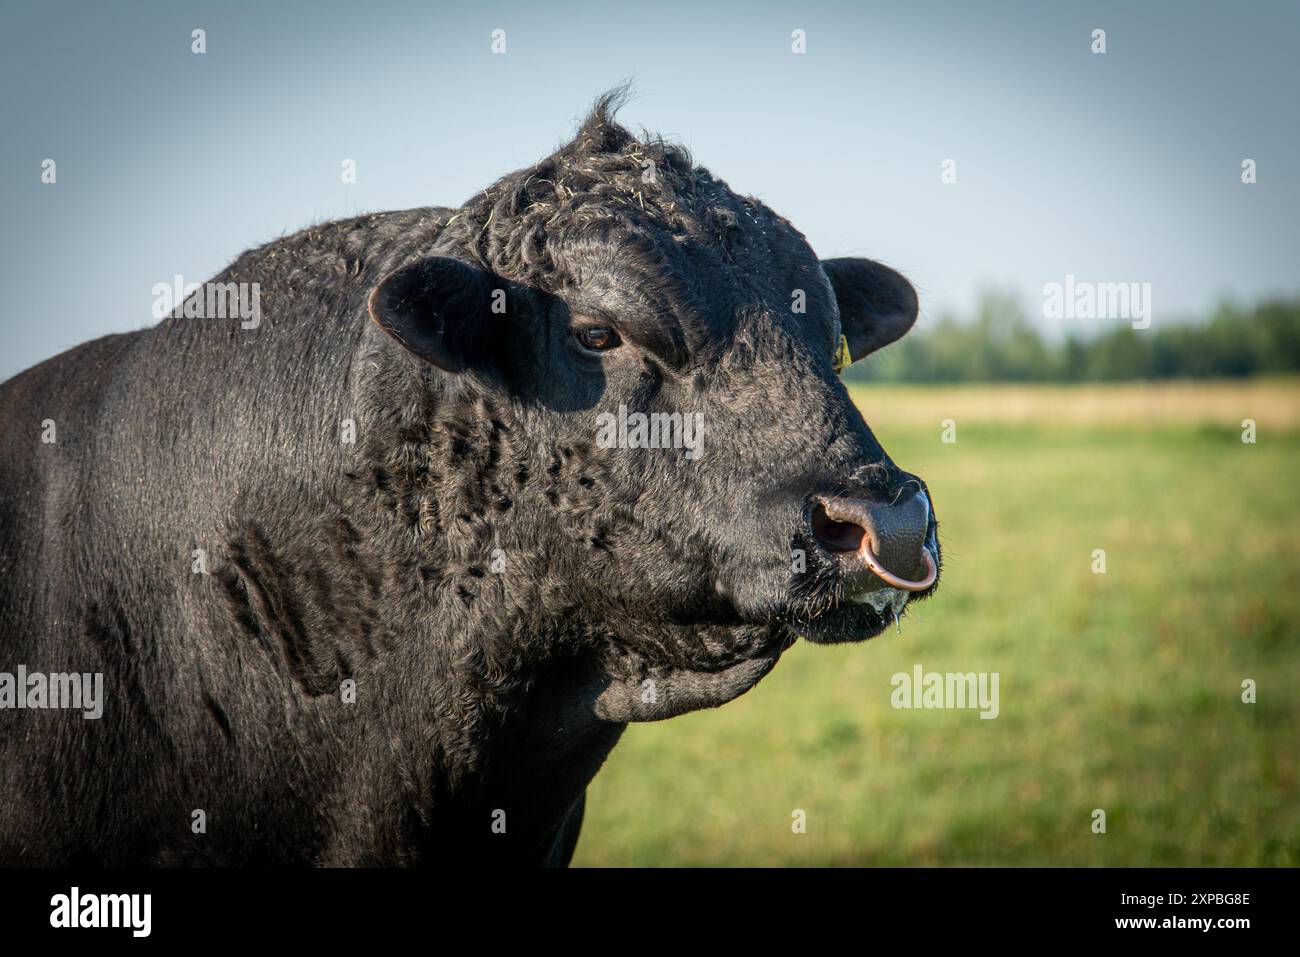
845, 290, 1300, 384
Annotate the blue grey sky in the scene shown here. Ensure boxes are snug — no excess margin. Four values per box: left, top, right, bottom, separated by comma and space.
2, 0, 1297, 379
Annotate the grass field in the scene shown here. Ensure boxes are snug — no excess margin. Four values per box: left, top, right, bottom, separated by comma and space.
573, 380, 1300, 866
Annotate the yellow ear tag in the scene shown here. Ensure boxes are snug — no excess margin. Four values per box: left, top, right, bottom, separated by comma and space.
832, 334, 852, 375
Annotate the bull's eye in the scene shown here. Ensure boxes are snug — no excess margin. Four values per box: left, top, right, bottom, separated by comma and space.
575, 325, 621, 353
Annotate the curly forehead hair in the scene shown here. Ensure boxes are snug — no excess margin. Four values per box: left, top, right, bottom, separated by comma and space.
438, 89, 777, 290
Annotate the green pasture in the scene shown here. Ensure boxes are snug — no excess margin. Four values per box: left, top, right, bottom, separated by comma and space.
574, 382, 1300, 866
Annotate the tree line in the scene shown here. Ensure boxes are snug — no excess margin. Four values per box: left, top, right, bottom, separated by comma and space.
846, 291, 1300, 383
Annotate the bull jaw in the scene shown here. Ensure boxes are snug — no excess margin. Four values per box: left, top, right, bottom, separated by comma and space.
588, 645, 785, 723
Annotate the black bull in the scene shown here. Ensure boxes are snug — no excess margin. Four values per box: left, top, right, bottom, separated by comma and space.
0, 98, 940, 865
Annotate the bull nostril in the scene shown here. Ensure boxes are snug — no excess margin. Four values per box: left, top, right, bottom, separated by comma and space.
810, 503, 867, 554
810, 492, 938, 592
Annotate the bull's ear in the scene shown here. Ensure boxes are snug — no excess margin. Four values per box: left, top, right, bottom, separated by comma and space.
821, 258, 919, 363
368, 257, 496, 373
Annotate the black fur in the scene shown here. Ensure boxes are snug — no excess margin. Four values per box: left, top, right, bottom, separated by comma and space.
0, 92, 937, 866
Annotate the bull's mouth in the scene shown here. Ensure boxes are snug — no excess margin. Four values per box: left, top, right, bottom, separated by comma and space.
782, 599, 904, 644
782, 523, 941, 645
